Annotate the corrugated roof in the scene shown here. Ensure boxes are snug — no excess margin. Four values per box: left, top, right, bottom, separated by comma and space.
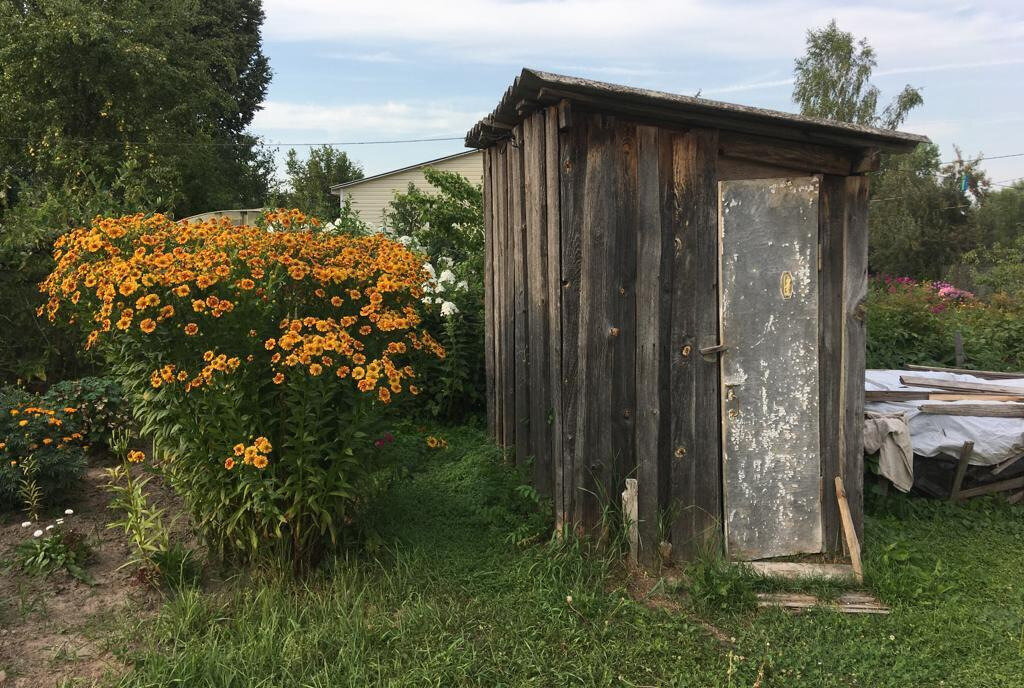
329, 150, 477, 193
465, 68, 929, 152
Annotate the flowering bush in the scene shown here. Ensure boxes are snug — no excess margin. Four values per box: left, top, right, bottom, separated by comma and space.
867, 275, 1024, 371
0, 393, 92, 511
40, 210, 444, 567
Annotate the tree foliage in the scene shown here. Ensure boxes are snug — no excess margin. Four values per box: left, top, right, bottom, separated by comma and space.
793, 20, 922, 129
0, 0, 274, 383
280, 146, 364, 220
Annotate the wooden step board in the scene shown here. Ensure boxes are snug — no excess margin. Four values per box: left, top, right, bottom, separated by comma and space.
747, 561, 855, 581
757, 592, 890, 614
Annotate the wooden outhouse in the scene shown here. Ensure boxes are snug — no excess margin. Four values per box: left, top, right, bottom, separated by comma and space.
466, 69, 927, 563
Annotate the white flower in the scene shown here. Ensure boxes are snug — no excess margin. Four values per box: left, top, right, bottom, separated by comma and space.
33, 529, 43, 538
423, 263, 436, 278
397, 235, 413, 246
21, 521, 31, 528
55, 519, 64, 525
45, 525, 55, 531
439, 256, 453, 268
457, 280, 468, 291
421, 296, 433, 305
441, 301, 459, 317
434, 283, 445, 294
434, 297, 445, 305
64, 509, 74, 515
439, 269, 456, 284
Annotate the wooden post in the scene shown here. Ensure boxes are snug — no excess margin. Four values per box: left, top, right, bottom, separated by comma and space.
954, 331, 965, 367
623, 478, 639, 567
949, 441, 974, 501
835, 476, 863, 583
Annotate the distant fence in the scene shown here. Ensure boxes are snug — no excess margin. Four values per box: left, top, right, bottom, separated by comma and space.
180, 208, 264, 225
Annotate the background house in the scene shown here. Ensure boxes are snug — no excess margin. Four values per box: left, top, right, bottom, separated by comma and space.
329, 150, 483, 229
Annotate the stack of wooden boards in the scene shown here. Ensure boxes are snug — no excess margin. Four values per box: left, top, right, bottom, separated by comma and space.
866, 365, 1024, 502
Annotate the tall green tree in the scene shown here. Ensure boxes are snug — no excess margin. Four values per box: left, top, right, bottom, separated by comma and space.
793, 19, 922, 129
280, 146, 364, 219
0, 0, 274, 383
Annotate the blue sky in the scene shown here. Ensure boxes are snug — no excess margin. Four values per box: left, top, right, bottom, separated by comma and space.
252, 0, 1024, 188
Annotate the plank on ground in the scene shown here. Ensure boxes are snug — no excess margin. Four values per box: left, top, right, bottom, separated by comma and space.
899, 375, 1024, 396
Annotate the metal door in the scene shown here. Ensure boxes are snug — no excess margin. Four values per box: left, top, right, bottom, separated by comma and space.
719, 177, 822, 560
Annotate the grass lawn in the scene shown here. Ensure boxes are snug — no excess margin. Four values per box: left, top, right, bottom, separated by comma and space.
106, 426, 1024, 687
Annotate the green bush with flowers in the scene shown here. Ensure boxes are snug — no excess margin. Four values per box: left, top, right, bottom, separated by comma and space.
39, 210, 445, 569
866, 275, 1024, 371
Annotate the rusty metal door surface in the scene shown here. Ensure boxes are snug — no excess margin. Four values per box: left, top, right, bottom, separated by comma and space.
719, 177, 822, 560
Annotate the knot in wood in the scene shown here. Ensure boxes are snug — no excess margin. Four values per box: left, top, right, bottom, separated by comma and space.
674, 446, 686, 459
680, 345, 692, 357
609, 327, 620, 337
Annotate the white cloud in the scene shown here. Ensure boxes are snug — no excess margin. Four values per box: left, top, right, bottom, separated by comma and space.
252, 100, 484, 139
264, 0, 1024, 68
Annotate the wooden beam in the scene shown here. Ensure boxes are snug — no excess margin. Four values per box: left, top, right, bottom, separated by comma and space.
835, 477, 863, 583
543, 105, 565, 528
921, 404, 1024, 418
956, 475, 1024, 500
992, 454, 1024, 476
718, 130, 855, 176
623, 478, 639, 567
949, 441, 974, 501
1008, 490, 1024, 505
899, 375, 1024, 396
483, 148, 497, 439
866, 390, 1024, 402
840, 176, 869, 542
905, 364, 1024, 380
747, 561, 855, 581
756, 592, 889, 614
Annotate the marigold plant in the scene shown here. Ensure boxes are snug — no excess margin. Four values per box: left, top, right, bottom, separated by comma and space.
40, 211, 444, 567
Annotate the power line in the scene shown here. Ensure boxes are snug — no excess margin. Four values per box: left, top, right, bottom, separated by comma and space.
941, 152, 1024, 165
0, 134, 467, 148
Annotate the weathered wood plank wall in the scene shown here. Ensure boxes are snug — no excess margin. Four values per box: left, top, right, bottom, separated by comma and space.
482, 107, 866, 557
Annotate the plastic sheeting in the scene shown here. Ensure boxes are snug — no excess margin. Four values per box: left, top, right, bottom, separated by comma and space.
865, 370, 1024, 467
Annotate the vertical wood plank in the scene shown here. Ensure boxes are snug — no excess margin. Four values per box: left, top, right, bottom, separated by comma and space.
669, 127, 721, 561
574, 114, 638, 532
510, 125, 531, 464
634, 125, 673, 564
483, 147, 497, 439
499, 143, 516, 449
544, 105, 565, 527
492, 144, 508, 447
840, 174, 869, 541
818, 175, 845, 553
560, 116, 584, 530
523, 112, 552, 496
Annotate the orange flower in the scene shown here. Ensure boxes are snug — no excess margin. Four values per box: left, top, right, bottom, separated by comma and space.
308, 363, 323, 376
128, 450, 145, 463
140, 318, 157, 333
253, 454, 268, 470
264, 338, 276, 350
224, 457, 236, 470
273, 373, 285, 384
233, 443, 245, 456
184, 323, 199, 335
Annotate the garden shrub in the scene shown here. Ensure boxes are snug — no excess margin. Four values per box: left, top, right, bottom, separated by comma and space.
0, 393, 91, 511
386, 169, 486, 422
866, 275, 1024, 372
43, 376, 130, 448
40, 210, 445, 568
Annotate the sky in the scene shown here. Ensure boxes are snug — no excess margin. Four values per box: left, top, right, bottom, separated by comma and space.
252, 0, 1024, 188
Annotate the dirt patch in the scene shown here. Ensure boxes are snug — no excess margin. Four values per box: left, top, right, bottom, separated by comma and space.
0, 457, 191, 687
622, 565, 736, 649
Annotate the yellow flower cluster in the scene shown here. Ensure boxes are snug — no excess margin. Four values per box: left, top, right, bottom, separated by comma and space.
227, 436, 273, 470
39, 212, 444, 401
425, 435, 448, 450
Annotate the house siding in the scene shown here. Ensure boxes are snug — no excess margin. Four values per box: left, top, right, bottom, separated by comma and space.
339, 150, 483, 228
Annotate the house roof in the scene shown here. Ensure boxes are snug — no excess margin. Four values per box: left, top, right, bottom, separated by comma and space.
465, 68, 929, 152
329, 149, 479, 193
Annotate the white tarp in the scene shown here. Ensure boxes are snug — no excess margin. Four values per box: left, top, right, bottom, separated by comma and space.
865, 369, 1024, 467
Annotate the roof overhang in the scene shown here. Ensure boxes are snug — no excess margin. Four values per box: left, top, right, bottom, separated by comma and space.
465, 69, 929, 154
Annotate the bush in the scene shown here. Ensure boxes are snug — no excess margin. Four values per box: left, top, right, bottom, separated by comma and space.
386, 169, 485, 421
866, 275, 1024, 371
40, 211, 445, 568
0, 391, 92, 511
43, 376, 130, 448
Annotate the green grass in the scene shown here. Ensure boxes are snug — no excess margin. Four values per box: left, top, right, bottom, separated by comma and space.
108, 427, 1024, 687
